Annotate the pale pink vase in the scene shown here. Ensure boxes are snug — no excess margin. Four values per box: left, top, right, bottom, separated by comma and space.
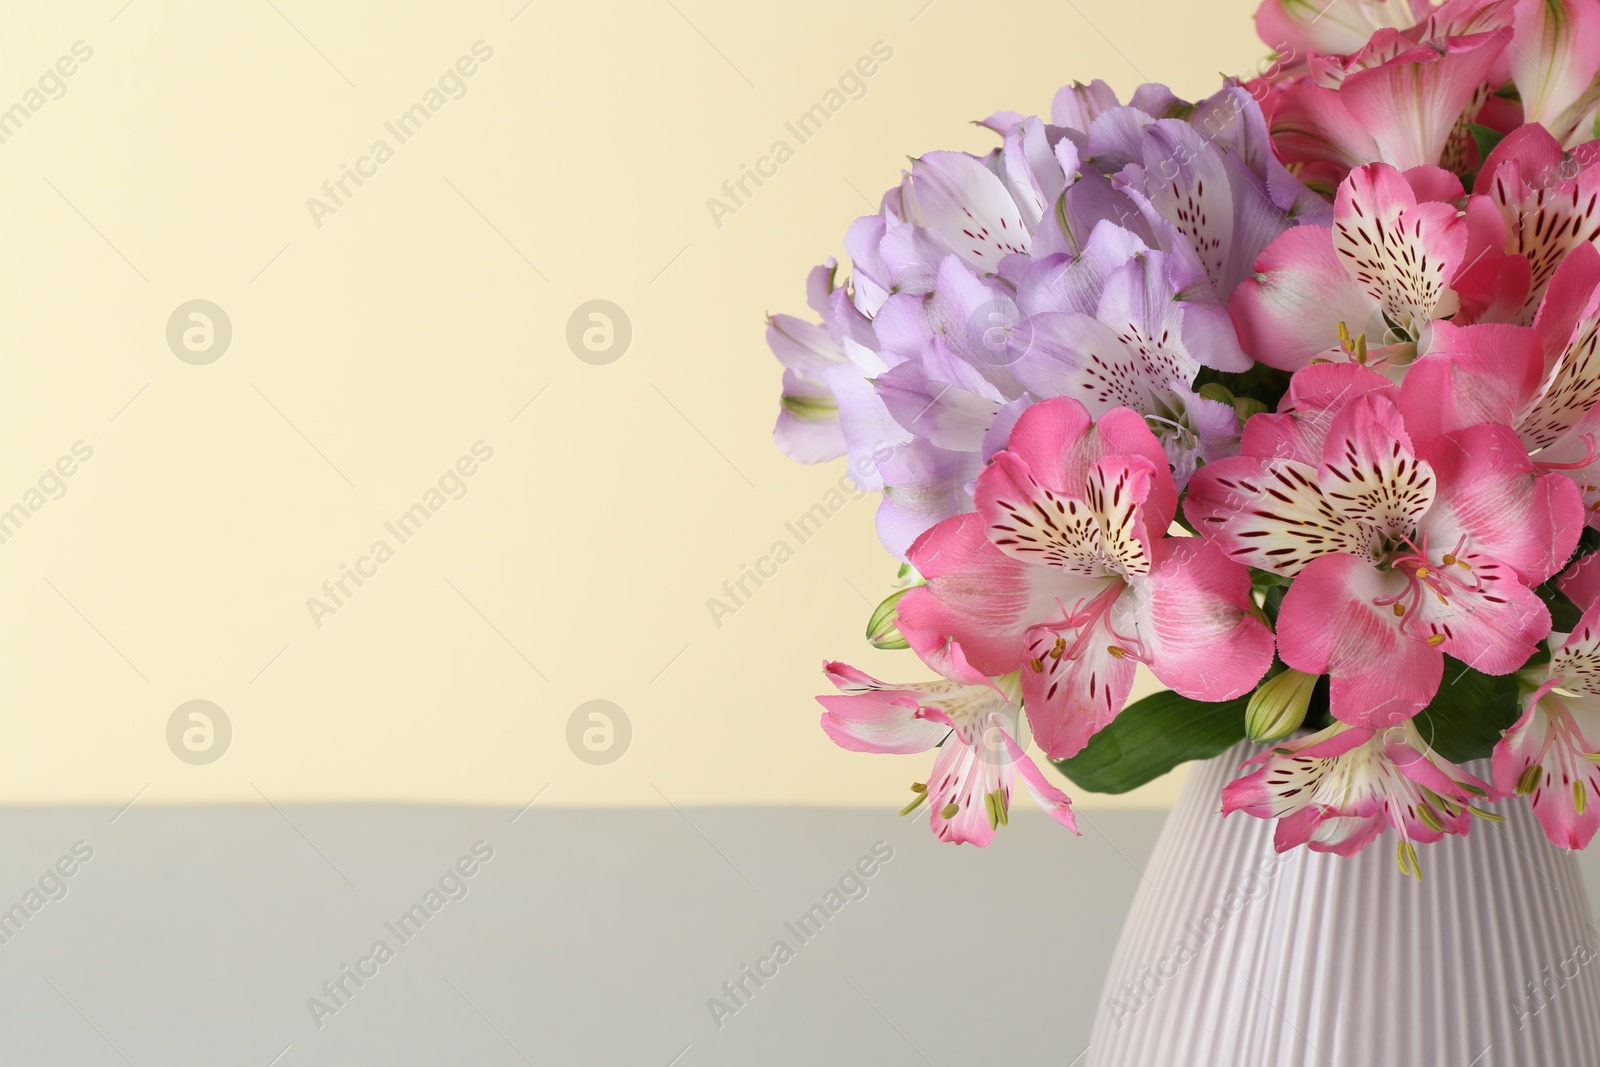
1088, 740, 1600, 1067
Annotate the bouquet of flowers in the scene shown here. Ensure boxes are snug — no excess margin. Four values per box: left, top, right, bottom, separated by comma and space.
766, 0, 1600, 871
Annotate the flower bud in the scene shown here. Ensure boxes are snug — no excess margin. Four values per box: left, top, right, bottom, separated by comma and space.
1245, 668, 1318, 743
866, 588, 912, 650
1232, 396, 1268, 421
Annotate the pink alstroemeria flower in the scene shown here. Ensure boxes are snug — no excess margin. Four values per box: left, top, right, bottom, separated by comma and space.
1257, 0, 1600, 148
817, 659, 1077, 846
1474, 125, 1600, 320
1266, 0, 1510, 178
1255, 0, 1438, 59
895, 397, 1274, 760
1502, 0, 1600, 144
1187, 363, 1583, 727
1493, 554, 1600, 849
1396, 242, 1600, 522
1222, 720, 1497, 869
1231, 161, 1520, 371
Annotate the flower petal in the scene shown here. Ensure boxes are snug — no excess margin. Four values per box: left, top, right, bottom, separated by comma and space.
1417, 422, 1585, 586
1184, 455, 1376, 576
1332, 162, 1468, 334
1521, 242, 1600, 449
976, 451, 1157, 578
1493, 690, 1600, 849
1402, 553, 1552, 675
1316, 390, 1437, 541
1552, 601, 1600, 694
1001, 399, 1178, 533
1277, 553, 1444, 727
817, 691, 950, 754
1268, 82, 1381, 171
1004, 732, 1080, 832
1510, 0, 1600, 132
1398, 321, 1545, 441
1338, 28, 1510, 169
1477, 124, 1600, 317
1562, 550, 1600, 611
1131, 537, 1276, 701
1228, 224, 1380, 371
899, 512, 1090, 676
1018, 611, 1138, 759
911, 151, 1031, 271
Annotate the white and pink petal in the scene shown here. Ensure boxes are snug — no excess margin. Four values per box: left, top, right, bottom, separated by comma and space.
1276, 553, 1445, 727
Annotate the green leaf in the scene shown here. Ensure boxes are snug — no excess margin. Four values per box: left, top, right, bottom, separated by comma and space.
1052, 689, 1248, 794
1194, 362, 1292, 414
1465, 122, 1506, 162
1536, 580, 1583, 633
1412, 659, 1522, 764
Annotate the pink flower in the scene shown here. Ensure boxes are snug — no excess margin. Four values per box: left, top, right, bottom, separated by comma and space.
1493, 554, 1600, 848
1255, 0, 1437, 59
896, 397, 1274, 759
1222, 720, 1497, 869
1473, 124, 1600, 320
817, 657, 1077, 846
1187, 363, 1582, 727
1266, 2, 1511, 178
1230, 161, 1521, 371
1396, 241, 1600, 520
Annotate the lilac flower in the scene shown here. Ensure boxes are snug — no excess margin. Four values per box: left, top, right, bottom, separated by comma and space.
765, 79, 1327, 558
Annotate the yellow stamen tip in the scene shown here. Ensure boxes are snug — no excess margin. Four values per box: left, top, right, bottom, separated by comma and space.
940, 802, 959, 819
1107, 646, 1127, 658
1426, 634, 1446, 647
1393, 603, 1406, 617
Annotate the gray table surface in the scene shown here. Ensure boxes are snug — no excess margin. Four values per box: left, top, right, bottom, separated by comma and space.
4, 805, 1597, 1066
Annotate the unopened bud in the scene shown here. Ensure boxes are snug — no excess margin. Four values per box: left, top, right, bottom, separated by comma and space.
1232, 396, 1268, 421
867, 588, 912, 650
1246, 668, 1318, 743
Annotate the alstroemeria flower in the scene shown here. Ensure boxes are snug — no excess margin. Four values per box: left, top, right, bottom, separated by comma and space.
896, 397, 1274, 759
1012, 240, 1241, 488
1255, 0, 1437, 59
1397, 242, 1600, 517
1267, 2, 1511, 178
817, 658, 1077, 846
768, 261, 911, 470
1474, 124, 1600, 319
1504, 0, 1600, 142
766, 78, 1330, 561
1231, 161, 1518, 371
1187, 363, 1582, 727
1493, 554, 1600, 849
1222, 720, 1497, 867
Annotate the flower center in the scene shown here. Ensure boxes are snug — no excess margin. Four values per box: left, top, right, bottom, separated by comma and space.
1369, 530, 1478, 640
1029, 580, 1147, 672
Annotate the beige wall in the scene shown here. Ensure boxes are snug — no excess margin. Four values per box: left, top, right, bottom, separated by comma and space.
0, 0, 1268, 809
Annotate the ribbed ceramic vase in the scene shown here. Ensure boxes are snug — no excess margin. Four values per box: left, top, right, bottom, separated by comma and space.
1087, 740, 1600, 1067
